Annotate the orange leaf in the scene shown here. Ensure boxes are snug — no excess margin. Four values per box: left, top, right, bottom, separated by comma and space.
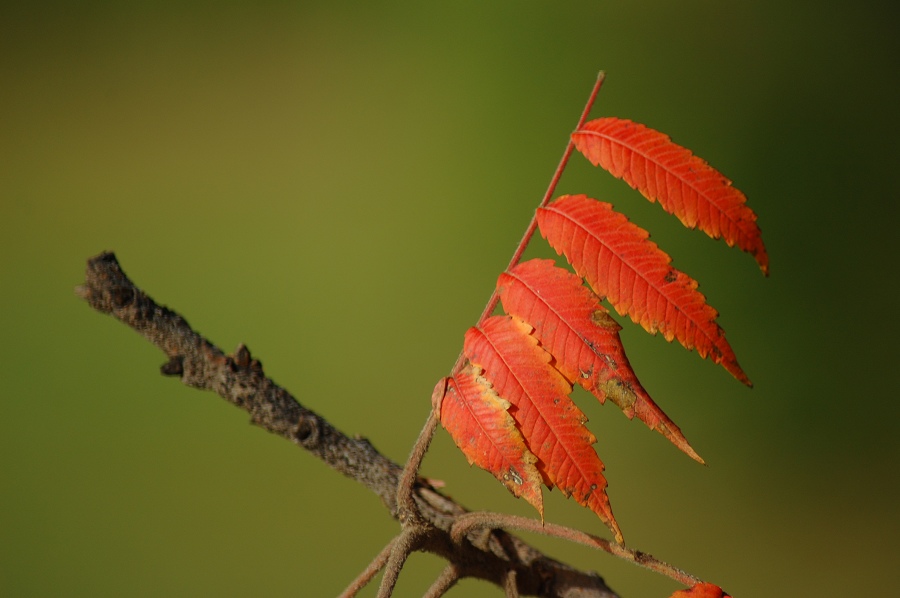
537, 194, 750, 385
497, 259, 702, 462
573, 117, 768, 275
668, 582, 730, 598
439, 369, 544, 516
465, 315, 623, 543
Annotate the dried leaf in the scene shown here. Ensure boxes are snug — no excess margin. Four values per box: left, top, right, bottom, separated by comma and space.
439, 369, 544, 515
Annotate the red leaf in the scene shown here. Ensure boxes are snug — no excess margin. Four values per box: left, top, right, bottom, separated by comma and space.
537, 194, 750, 385
668, 582, 730, 598
573, 117, 768, 275
439, 369, 544, 516
464, 315, 623, 543
497, 259, 702, 462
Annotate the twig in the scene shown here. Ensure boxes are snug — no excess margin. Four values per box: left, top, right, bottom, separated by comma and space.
395, 380, 447, 525
452, 513, 702, 587
76, 251, 619, 598
423, 565, 461, 598
339, 537, 398, 598
378, 526, 432, 598
378, 381, 446, 595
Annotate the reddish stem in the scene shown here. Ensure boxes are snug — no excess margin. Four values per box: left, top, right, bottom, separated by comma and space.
451, 71, 607, 375
451, 512, 703, 588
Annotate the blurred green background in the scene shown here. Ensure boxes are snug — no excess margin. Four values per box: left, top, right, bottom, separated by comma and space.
2, 2, 897, 596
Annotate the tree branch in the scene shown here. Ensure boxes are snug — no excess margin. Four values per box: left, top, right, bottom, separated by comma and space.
76, 251, 618, 598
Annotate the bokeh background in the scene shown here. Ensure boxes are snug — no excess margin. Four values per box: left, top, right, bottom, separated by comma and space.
2, 2, 897, 596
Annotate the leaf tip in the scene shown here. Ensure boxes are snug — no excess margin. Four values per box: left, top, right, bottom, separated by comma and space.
687, 447, 706, 466
614, 530, 625, 546
730, 364, 753, 388
655, 421, 705, 464
719, 352, 752, 387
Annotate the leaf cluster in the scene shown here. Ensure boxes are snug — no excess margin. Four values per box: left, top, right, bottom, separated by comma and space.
438, 111, 766, 546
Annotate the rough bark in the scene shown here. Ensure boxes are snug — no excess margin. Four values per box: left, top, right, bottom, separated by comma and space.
76, 251, 618, 598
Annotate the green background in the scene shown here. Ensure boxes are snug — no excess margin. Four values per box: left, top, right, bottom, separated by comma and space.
2, 2, 897, 596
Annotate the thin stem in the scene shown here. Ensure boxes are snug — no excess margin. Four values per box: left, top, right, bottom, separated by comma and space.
381, 381, 446, 596
395, 379, 446, 521
451, 71, 607, 375
423, 564, 462, 598
338, 537, 398, 598
503, 569, 520, 598
377, 528, 423, 598
451, 511, 702, 588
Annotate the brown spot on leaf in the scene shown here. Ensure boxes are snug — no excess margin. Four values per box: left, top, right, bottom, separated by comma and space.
508, 467, 523, 486
590, 309, 620, 330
